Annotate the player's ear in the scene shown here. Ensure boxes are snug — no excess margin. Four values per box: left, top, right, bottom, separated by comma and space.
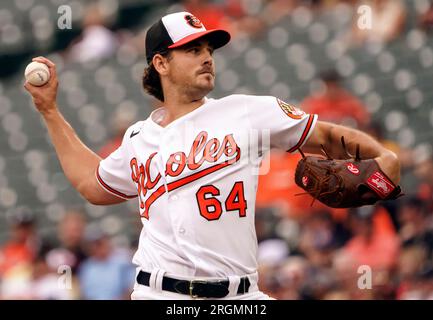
152, 53, 170, 76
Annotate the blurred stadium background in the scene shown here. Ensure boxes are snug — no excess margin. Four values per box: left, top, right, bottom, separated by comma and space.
0, 0, 433, 299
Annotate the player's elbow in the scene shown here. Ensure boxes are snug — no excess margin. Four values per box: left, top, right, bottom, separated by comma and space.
76, 180, 102, 205
85, 194, 106, 205
85, 193, 126, 205
77, 180, 127, 205
77, 185, 99, 204
80, 190, 112, 205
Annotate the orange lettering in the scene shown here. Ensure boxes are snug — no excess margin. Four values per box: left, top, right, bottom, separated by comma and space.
166, 152, 187, 177
188, 131, 207, 170
204, 138, 220, 163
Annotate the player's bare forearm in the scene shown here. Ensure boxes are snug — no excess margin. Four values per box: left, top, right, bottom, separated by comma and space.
42, 108, 99, 195
39, 107, 124, 205
304, 121, 385, 158
38, 107, 124, 205
24, 56, 124, 205
303, 121, 400, 184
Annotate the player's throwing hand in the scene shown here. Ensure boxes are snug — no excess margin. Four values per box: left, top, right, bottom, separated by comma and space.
24, 56, 58, 116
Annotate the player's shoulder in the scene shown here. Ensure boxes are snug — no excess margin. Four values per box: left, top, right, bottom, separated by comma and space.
212, 94, 278, 105
123, 120, 145, 141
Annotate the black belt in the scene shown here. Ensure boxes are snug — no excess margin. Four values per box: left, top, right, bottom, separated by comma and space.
136, 270, 251, 298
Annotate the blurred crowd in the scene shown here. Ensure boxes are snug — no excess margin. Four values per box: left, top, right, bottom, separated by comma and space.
0, 208, 137, 299
56, 0, 415, 65
253, 62, 433, 299
1, 0, 433, 299
255, 163, 433, 300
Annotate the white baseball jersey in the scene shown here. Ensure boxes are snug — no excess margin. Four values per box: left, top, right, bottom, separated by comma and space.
96, 94, 317, 278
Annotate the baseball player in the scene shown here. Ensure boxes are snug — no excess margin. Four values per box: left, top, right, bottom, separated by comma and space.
24, 11, 400, 300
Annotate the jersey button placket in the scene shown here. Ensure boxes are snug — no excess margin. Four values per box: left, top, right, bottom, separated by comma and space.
169, 194, 186, 236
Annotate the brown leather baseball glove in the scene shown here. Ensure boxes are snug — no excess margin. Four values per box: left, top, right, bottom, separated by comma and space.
294, 137, 403, 208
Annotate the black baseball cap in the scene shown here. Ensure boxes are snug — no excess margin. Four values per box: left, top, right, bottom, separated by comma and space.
145, 11, 231, 64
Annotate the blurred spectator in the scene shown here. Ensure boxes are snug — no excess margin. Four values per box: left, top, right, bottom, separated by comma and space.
398, 196, 433, 260
365, 121, 413, 171
255, 150, 301, 217
414, 154, 433, 211
56, 210, 88, 275
301, 266, 338, 299
181, 0, 266, 38
351, 0, 406, 45
301, 69, 371, 129
30, 248, 75, 300
331, 248, 362, 299
275, 256, 310, 299
257, 238, 290, 267
255, 207, 285, 242
330, 206, 400, 299
98, 107, 137, 158
298, 210, 349, 268
182, 0, 230, 30
78, 226, 135, 300
65, 2, 119, 63
0, 210, 39, 275
261, 0, 296, 26
365, 121, 401, 155
341, 205, 400, 272
419, 2, 433, 32
396, 245, 431, 299
0, 209, 41, 298
32, 210, 89, 299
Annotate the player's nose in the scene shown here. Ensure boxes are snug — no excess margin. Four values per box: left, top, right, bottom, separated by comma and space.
203, 52, 213, 66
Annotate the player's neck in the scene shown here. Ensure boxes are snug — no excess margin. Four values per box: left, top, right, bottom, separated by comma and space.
158, 92, 206, 127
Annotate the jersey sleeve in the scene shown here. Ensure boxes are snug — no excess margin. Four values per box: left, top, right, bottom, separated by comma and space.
245, 95, 318, 152
96, 126, 139, 200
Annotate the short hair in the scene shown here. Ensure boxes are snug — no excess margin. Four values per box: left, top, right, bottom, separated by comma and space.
142, 51, 171, 102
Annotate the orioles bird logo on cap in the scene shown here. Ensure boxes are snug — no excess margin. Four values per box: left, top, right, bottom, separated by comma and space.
185, 14, 203, 28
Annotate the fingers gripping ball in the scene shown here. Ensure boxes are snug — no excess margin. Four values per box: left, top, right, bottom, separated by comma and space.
294, 136, 403, 208
24, 61, 50, 86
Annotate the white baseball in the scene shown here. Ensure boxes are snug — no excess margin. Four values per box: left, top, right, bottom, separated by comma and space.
24, 61, 50, 86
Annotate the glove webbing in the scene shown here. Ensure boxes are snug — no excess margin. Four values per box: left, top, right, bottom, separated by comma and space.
295, 137, 358, 206
295, 161, 343, 206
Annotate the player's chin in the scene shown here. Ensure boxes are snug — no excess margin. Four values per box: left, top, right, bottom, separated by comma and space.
198, 73, 214, 82
197, 77, 215, 91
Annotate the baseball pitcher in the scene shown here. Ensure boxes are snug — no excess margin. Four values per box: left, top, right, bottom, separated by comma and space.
24, 12, 401, 300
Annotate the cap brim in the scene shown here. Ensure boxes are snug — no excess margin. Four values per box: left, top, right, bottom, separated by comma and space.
168, 29, 231, 50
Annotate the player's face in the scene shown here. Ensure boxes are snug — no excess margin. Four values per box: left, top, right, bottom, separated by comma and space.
168, 39, 215, 96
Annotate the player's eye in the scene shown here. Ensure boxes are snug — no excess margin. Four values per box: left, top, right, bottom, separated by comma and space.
187, 47, 200, 54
